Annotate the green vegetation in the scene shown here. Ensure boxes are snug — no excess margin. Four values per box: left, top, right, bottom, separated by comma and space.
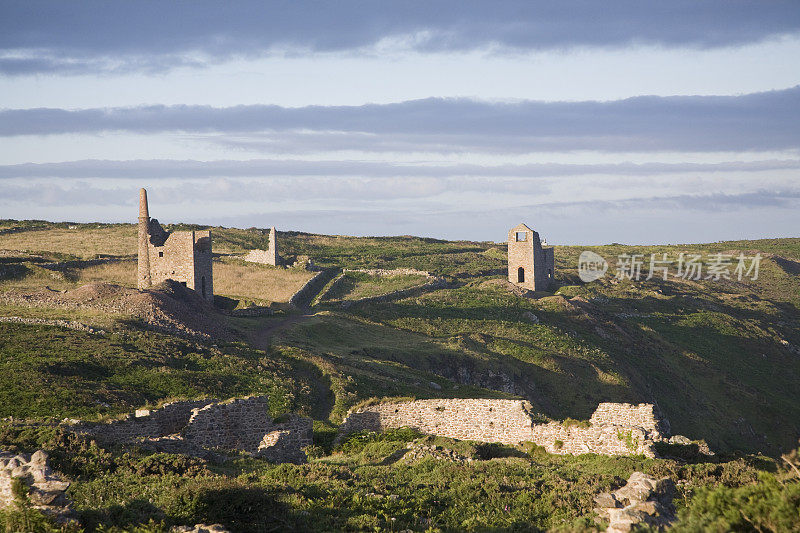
318, 271, 430, 303
0, 220, 799, 530
2, 423, 795, 533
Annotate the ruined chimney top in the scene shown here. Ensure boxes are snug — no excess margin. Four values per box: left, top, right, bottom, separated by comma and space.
139, 188, 149, 219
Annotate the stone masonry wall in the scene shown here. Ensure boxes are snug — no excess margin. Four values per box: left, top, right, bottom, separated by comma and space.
75, 399, 214, 443
590, 402, 671, 440
72, 396, 312, 463
185, 397, 275, 453
337, 399, 537, 444
336, 399, 667, 457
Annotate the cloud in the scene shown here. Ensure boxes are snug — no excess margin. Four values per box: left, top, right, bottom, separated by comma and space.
1, 158, 799, 180
2, 88, 798, 152
2, 1, 799, 75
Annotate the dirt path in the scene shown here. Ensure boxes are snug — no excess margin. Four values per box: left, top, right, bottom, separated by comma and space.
247, 308, 317, 350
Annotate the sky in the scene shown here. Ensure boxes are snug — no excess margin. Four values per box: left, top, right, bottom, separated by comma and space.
1, 1, 799, 244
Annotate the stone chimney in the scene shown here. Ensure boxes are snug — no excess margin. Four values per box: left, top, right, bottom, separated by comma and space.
137, 188, 152, 289
267, 226, 279, 266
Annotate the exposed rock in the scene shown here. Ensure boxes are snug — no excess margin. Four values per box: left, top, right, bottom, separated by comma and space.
0, 449, 76, 526
403, 441, 473, 464
594, 471, 675, 532
522, 311, 539, 324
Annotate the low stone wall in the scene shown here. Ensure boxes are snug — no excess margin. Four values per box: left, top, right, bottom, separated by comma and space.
289, 268, 337, 308
343, 268, 436, 278
340, 277, 448, 308
336, 399, 669, 457
0, 316, 106, 335
73, 396, 313, 463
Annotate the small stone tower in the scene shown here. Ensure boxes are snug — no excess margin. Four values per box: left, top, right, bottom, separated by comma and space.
507, 223, 555, 291
136, 188, 214, 302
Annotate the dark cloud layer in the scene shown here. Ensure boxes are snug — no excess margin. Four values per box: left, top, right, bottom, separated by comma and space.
2, 1, 799, 74
2, 88, 799, 152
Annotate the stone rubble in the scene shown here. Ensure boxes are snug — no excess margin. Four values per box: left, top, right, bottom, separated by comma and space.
593, 471, 676, 533
172, 524, 230, 533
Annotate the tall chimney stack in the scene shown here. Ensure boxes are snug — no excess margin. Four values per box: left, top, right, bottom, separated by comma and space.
137, 188, 152, 289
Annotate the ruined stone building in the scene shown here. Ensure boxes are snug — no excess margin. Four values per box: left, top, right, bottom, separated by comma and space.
244, 226, 280, 266
137, 188, 214, 302
507, 223, 554, 291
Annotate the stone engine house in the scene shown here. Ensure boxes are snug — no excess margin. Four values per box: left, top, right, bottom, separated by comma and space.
507, 223, 554, 291
137, 188, 214, 302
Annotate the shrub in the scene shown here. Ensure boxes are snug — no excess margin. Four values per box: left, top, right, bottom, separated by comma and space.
127, 453, 210, 477
337, 427, 421, 454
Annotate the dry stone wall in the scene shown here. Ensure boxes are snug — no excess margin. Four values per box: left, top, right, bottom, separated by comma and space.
336, 399, 669, 457
73, 396, 312, 463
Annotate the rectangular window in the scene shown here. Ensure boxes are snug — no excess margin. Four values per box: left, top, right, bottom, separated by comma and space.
516, 232, 527, 242
158, 251, 164, 257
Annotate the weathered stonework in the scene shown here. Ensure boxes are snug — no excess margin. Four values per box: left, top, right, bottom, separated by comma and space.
137, 188, 214, 302
0, 450, 75, 525
336, 399, 670, 457
507, 223, 555, 291
244, 226, 280, 266
73, 396, 312, 463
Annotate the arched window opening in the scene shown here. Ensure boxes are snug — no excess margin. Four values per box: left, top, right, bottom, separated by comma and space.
517, 267, 525, 283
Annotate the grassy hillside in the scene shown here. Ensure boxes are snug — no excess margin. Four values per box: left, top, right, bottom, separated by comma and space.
1, 219, 799, 531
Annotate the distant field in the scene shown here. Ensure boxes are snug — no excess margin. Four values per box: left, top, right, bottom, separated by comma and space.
213, 258, 316, 303
0, 223, 137, 259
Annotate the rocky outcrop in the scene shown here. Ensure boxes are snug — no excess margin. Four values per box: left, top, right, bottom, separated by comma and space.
0, 450, 75, 525
594, 472, 675, 532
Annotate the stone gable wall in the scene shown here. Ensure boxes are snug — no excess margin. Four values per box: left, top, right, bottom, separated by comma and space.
337, 399, 668, 457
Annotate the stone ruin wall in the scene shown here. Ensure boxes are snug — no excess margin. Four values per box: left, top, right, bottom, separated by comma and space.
337, 399, 667, 457
73, 399, 213, 443
73, 396, 312, 463
243, 227, 279, 266
590, 402, 670, 440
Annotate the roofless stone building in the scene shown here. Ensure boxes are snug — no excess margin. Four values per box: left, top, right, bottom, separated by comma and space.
137, 188, 214, 302
507, 223, 554, 291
